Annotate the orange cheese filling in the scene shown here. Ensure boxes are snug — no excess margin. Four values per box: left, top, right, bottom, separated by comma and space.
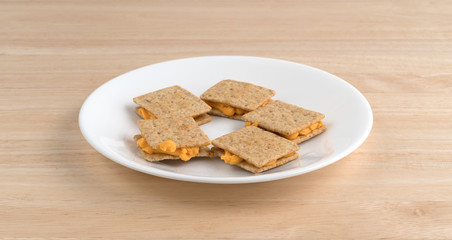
221, 150, 243, 165
220, 150, 296, 167
283, 121, 323, 140
205, 101, 246, 116
205, 99, 270, 117
136, 137, 200, 161
137, 107, 157, 120
245, 121, 259, 127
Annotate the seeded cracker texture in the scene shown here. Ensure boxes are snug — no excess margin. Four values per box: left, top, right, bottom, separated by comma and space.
200, 80, 275, 112
134, 107, 212, 125
137, 117, 210, 149
242, 100, 325, 136
134, 135, 210, 162
133, 85, 211, 118
212, 126, 299, 168
211, 147, 299, 173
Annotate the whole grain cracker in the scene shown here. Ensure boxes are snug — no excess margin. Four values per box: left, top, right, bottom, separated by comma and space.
200, 80, 275, 112
242, 100, 325, 136
137, 117, 210, 149
212, 126, 299, 168
210, 147, 299, 173
133, 85, 211, 118
134, 135, 210, 162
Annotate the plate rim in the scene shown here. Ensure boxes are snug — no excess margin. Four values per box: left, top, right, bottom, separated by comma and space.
79, 56, 373, 184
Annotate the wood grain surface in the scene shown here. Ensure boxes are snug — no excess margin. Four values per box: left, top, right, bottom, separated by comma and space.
1, 0, 451, 239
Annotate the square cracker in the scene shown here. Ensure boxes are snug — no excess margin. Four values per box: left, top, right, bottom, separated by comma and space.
242, 100, 325, 136
134, 107, 212, 125
200, 80, 275, 112
133, 85, 211, 118
134, 135, 210, 162
212, 126, 299, 168
137, 117, 210, 149
211, 147, 299, 173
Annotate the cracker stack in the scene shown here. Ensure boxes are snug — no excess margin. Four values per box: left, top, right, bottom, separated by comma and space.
242, 100, 327, 144
211, 126, 299, 173
134, 85, 212, 125
134, 117, 211, 162
200, 80, 275, 120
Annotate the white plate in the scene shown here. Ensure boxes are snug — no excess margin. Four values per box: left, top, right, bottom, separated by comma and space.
79, 56, 372, 184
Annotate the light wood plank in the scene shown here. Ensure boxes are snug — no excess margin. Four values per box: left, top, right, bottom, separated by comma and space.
1, 0, 451, 239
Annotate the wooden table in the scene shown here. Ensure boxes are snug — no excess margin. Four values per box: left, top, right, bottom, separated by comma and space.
2, 0, 451, 238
